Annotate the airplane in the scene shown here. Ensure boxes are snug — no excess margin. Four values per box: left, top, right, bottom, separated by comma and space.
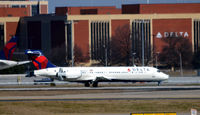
0, 36, 30, 70
25, 49, 169, 87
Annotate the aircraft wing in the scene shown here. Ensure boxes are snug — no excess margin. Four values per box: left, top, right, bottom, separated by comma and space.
93, 75, 112, 82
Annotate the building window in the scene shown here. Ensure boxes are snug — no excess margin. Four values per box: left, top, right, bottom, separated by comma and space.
66, 22, 72, 60
194, 19, 200, 52
91, 21, 110, 63
27, 21, 41, 50
0, 24, 4, 50
21, 5, 26, 8
32, 5, 39, 16
7, 14, 12, 17
11, 5, 19, 8
132, 19, 151, 64
80, 9, 97, 15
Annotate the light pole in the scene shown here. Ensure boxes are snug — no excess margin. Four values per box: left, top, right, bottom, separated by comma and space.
141, 20, 144, 66
66, 20, 74, 67
155, 52, 159, 68
132, 52, 136, 66
105, 47, 108, 67
179, 53, 183, 76
69, 21, 74, 67
104, 45, 108, 66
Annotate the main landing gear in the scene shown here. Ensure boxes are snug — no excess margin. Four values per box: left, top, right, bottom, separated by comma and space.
84, 82, 98, 87
92, 82, 98, 87
158, 81, 161, 86
84, 82, 90, 87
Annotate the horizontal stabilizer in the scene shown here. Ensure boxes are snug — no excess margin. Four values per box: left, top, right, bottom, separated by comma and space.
0, 60, 30, 70
17, 61, 31, 65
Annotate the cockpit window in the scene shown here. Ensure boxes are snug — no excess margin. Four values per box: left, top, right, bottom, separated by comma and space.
157, 69, 161, 72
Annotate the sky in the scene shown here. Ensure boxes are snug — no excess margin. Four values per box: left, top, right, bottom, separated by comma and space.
32, 0, 200, 13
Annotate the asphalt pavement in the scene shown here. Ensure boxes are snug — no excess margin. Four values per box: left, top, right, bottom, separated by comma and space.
0, 74, 200, 85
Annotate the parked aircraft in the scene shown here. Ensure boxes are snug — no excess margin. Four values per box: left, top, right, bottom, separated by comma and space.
25, 50, 169, 87
0, 36, 30, 70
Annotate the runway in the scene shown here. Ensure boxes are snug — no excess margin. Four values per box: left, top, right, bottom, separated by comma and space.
1, 74, 200, 85
1, 98, 200, 102
1, 85, 200, 91
0, 74, 200, 102
0, 86, 199, 101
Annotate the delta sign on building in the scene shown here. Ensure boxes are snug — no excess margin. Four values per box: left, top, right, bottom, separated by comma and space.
153, 19, 192, 52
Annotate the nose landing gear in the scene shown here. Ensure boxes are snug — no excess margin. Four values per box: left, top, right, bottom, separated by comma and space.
158, 81, 161, 86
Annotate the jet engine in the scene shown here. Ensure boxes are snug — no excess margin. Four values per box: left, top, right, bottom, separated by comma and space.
65, 70, 82, 79
56, 68, 82, 80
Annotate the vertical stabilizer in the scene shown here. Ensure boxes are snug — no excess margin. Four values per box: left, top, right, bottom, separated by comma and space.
0, 36, 17, 60
25, 50, 56, 69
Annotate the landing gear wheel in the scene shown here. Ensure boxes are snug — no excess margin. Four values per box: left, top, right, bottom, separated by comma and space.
158, 81, 161, 86
92, 82, 98, 87
84, 82, 90, 87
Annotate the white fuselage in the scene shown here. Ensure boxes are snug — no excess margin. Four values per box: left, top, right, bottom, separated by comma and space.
33, 66, 169, 83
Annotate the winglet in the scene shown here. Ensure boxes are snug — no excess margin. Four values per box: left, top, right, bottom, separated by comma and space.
25, 50, 56, 70
0, 36, 17, 60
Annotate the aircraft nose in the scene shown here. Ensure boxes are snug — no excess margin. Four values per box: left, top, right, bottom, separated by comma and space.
163, 73, 169, 80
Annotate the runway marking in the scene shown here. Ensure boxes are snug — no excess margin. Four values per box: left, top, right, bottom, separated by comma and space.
1, 86, 200, 91
1, 98, 200, 102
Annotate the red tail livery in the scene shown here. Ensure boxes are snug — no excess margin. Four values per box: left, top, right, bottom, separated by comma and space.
25, 50, 56, 69
0, 36, 17, 60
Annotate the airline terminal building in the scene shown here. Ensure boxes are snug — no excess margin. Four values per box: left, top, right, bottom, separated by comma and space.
55, 3, 200, 65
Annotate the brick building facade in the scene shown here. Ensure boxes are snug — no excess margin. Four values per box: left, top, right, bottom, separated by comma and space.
58, 3, 200, 65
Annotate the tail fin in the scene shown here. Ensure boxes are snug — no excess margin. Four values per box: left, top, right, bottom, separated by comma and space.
0, 36, 17, 60
25, 50, 56, 70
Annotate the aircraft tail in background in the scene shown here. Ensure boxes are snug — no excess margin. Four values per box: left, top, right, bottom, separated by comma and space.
0, 36, 17, 60
25, 50, 56, 70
